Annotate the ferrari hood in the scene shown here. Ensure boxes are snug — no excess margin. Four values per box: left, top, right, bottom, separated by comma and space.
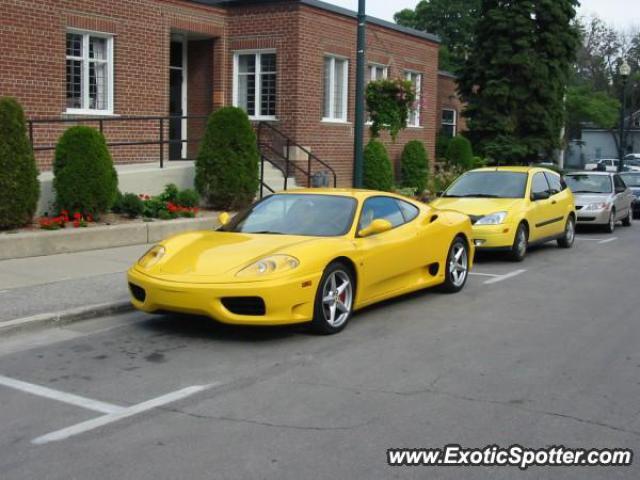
147, 231, 316, 279
430, 197, 523, 216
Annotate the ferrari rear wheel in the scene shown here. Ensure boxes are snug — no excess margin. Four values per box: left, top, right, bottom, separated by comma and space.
439, 237, 469, 293
509, 223, 528, 262
311, 262, 354, 334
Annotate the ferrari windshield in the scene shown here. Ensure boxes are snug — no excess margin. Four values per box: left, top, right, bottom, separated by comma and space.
565, 174, 612, 194
443, 171, 528, 198
221, 194, 357, 237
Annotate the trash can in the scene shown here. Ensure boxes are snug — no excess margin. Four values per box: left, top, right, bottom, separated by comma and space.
311, 171, 331, 188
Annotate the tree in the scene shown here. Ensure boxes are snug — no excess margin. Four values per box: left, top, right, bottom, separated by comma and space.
0, 97, 40, 229
53, 126, 118, 215
565, 86, 619, 138
459, 0, 580, 164
363, 140, 393, 191
394, 0, 481, 72
400, 140, 429, 193
195, 107, 259, 210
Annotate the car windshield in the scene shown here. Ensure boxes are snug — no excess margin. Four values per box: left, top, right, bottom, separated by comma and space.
625, 159, 640, 167
565, 174, 612, 193
443, 171, 528, 198
220, 194, 357, 237
620, 173, 640, 187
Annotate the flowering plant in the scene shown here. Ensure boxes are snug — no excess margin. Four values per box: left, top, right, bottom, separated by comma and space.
39, 210, 92, 229
366, 79, 416, 141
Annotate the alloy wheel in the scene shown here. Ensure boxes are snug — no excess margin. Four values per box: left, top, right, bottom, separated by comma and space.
449, 242, 468, 288
321, 270, 353, 328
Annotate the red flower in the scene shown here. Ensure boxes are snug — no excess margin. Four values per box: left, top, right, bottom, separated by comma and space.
73, 212, 82, 220
87, 214, 93, 222
144, 194, 150, 200
73, 220, 80, 228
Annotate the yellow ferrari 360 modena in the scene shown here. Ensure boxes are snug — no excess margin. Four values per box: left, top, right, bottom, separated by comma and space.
431, 167, 576, 261
128, 189, 474, 334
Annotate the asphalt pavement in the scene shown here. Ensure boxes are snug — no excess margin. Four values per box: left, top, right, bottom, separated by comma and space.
0, 225, 638, 479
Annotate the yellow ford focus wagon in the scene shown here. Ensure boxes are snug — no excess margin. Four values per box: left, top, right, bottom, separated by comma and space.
430, 167, 576, 261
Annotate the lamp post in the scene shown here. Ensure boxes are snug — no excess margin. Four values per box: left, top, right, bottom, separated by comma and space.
353, 0, 366, 188
618, 60, 631, 172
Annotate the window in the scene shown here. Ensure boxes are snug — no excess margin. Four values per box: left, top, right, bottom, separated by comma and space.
405, 71, 422, 127
441, 109, 457, 137
396, 200, 419, 222
544, 172, 563, 195
367, 64, 388, 82
359, 197, 405, 231
531, 173, 550, 196
234, 51, 277, 119
66, 31, 113, 114
323, 56, 349, 121
614, 175, 627, 191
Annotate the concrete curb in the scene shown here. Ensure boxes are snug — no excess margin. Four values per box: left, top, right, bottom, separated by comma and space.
0, 301, 134, 337
0, 216, 218, 261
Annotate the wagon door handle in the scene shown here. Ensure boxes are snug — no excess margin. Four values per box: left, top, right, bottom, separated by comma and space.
551, 200, 557, 205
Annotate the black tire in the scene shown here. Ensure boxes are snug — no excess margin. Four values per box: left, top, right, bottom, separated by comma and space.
509, 223, 528, 262
622, 209, 632, 227
557, 215, 576, 248
310, 262, 355, 335
439, 236, 469, 293
604, 210, 616, 233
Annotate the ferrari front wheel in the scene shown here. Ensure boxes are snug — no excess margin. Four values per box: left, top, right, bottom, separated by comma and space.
439, 237, 469, 293
311, 262, 354, 334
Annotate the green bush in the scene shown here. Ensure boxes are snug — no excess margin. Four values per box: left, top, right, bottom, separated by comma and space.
400, 140, 429, 194
195, 107, 259, 209
111, 190, 124, 213
435, 133, 451, 160
0, 97, 40, 229
159, 183, 179, 203
363, 140, 393, 191
121, 193, 144, 218
53, 126, 118, 215
176, 188, 199, 208
445, 135, 474, 170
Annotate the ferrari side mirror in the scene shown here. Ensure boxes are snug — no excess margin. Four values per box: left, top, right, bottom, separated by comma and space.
218, 212, 231, 226
358, 218, 393, 237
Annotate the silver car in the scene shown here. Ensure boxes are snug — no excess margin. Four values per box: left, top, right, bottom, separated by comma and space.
564, 172, 634, 232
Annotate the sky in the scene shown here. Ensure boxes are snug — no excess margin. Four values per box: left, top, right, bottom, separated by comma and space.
322, 0, 640, 30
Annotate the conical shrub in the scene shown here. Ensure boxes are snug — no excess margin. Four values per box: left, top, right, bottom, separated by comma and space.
0, 97, 40, 229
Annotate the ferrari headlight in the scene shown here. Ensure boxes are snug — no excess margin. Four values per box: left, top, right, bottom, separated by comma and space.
475, 211, 508, 225
138, 245, 165, 268
236, 255, 300, 277
583, 202, 610, 211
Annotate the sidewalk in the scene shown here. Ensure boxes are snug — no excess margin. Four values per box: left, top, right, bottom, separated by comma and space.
0, 244, 149, 324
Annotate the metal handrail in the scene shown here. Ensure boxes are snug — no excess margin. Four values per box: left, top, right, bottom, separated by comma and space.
27, 115, 209, 168
257, 121, 337, 187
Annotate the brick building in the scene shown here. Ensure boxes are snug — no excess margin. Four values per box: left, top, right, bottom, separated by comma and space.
1, 0, 464, 189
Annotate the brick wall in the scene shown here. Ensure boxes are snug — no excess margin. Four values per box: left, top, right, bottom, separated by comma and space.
436, 72, 467, 136
0, 0, 224, 170
2, 0, 442, 186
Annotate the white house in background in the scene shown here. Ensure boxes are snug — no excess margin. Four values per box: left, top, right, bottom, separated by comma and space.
566, 110, 640, 168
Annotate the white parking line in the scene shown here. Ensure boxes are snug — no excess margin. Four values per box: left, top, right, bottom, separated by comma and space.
32, 384, 217, 445
482, 269, 527, 285
469, 272, 500, 278
598, 237, 618, 244
0, 374, 123, 414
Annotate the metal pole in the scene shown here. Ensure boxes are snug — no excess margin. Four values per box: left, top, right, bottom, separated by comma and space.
618, 76, 628, 172
353, 0, 366, 188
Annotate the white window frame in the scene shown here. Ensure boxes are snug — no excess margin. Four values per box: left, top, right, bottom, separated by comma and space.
367, 63, 388, 82
441, 108, 457, 137
232, 49, 277, 121
322, 55, 349, 123
65, 29, 115, 116
405, 70, 422, 127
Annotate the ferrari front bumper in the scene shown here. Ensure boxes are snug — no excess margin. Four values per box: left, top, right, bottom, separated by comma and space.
127, 267, 321, 325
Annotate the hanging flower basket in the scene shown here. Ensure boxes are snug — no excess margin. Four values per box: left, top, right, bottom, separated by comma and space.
366, 78, 417, 141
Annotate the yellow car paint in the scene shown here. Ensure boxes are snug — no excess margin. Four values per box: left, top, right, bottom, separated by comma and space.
127, 189, 474, 326
430, 167, 575, 250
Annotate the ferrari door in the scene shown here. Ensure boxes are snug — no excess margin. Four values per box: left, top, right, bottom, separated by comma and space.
528, 172, 559, 240
353, 196, 422, 304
